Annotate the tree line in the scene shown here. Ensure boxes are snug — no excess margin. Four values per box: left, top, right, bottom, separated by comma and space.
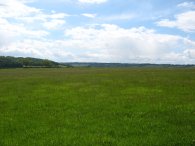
0, 56, 59, 68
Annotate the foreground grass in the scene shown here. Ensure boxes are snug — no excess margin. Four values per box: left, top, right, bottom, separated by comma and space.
0, 68, 195, 146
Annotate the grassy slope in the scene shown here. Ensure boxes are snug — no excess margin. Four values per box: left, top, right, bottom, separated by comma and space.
0, 68, 195, 146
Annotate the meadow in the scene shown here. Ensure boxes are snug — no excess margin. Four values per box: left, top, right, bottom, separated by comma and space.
0, 68, 194, 146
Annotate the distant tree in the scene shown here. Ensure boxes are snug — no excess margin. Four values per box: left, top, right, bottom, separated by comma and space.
42, 59, 53, 67
0, 56, 59, 68
22, 58, 31, 66
0, 56, 22, 68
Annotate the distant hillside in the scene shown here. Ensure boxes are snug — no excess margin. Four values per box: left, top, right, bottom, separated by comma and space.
1, 56, 195, 68
61, 62, 195, 68
0, 56, 59, 68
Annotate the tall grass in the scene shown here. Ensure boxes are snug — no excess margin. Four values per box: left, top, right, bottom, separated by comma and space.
0, 68, 195, 146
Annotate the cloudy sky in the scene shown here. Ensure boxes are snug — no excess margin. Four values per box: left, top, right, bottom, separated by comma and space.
0, 0, 195, 64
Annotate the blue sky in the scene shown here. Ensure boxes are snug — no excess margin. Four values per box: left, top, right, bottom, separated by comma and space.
0, 0, 195, 64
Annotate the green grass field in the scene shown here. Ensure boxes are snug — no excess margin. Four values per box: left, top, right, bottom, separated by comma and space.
0, 68, 195, 146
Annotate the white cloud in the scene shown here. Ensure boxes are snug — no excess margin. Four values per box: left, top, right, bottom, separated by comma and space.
0, 0, 69, 46
81, 13, 135, 22
156, 19, 176, 28
16, 12, 69, 24
0, 0, 70, 61
50, 13, 70, 19
82, 13, 96, 18
0, 39, 77, 61
43, 19, 66, 30
63, 24, 195, 62
177, 2, 195, 9
0, 0, 69, 26
157, 11, 195, 32
78, 0, 107, 4
0, 18, 49, 40
63, 24, 195, 63
1, 23, 195, 64
0, 0, 41, 18
101, 13, 135, 21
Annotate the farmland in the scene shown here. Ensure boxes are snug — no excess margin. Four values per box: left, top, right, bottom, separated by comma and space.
0, 68, 195, 146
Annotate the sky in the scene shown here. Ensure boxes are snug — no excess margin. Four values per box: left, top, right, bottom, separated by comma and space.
0, 0, 195, 64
